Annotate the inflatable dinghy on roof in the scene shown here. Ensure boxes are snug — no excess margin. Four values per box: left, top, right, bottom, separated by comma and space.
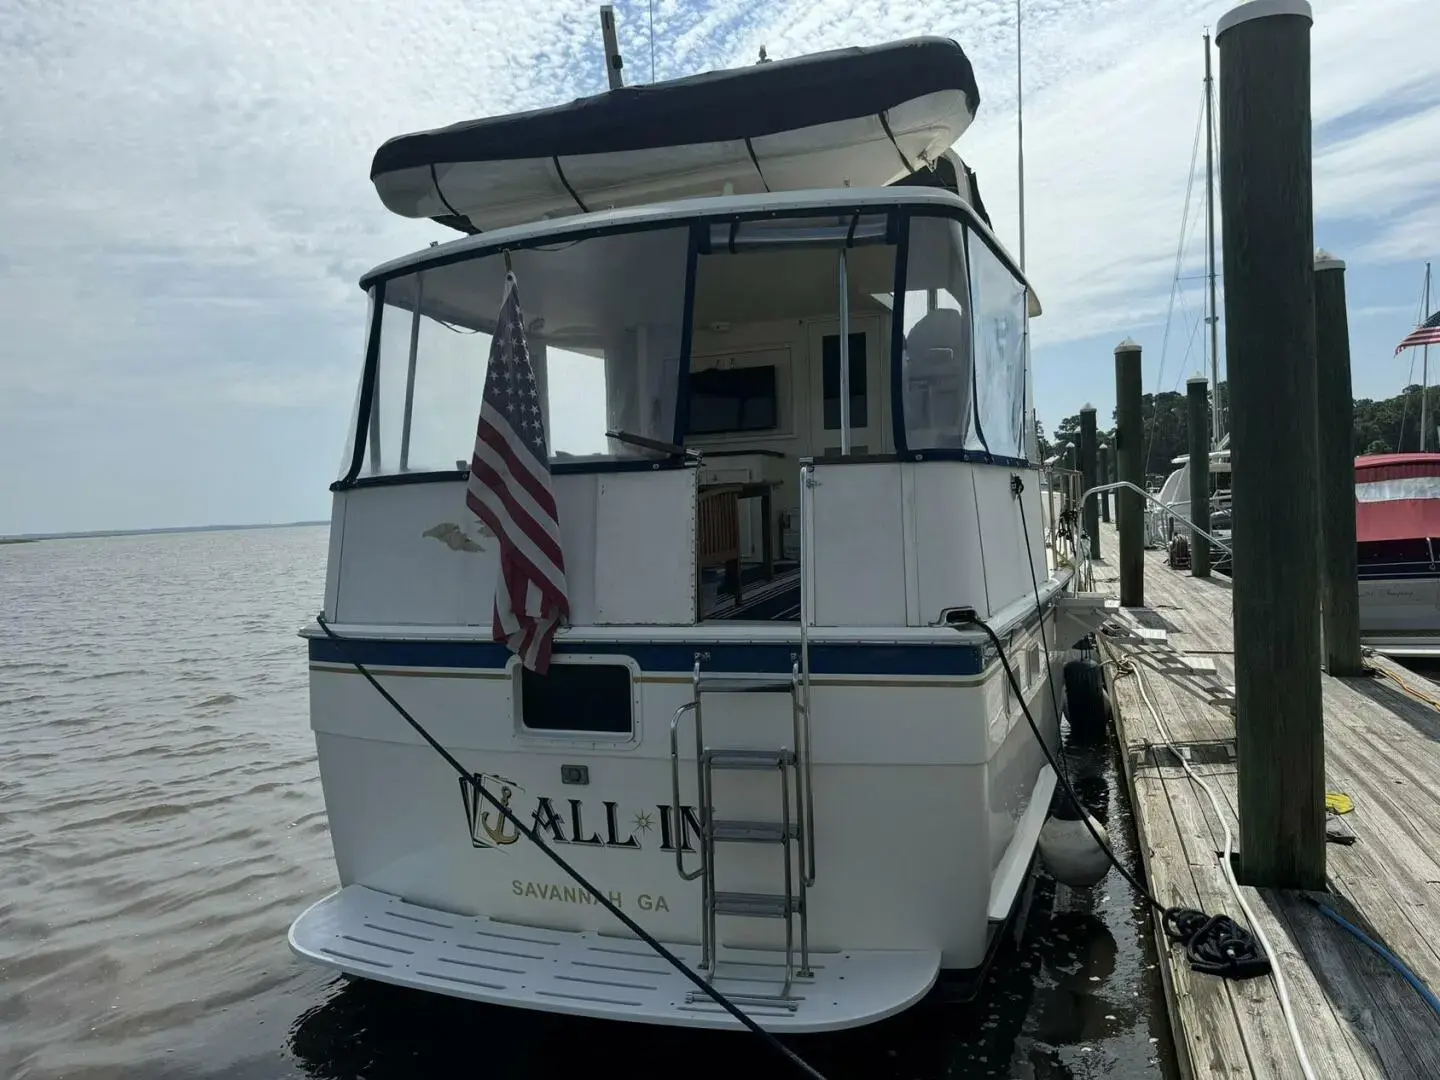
370, 36, 981, 234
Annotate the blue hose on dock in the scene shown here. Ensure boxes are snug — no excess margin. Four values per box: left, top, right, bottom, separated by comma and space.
1304, 896, 1440, 1021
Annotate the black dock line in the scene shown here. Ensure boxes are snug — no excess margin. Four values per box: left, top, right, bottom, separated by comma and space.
948, 476, 1271, 983
312, 614, 828, 1080
953, 602, 1270, 981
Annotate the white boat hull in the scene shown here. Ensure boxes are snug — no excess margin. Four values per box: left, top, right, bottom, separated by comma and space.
292, 624, 1063, 1029
1360, 574, 1440, 657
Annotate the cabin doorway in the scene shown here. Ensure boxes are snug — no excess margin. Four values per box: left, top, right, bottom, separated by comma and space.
682, 218, 898, 623
808, 316, 887, 458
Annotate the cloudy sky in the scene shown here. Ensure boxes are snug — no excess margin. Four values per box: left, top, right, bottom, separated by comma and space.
2, 0, 1436, 534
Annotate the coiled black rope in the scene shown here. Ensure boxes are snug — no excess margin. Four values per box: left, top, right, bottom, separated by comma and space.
958, 476, 1270, 983
313, 614, 828, 1080
1163, 909, 1272, 979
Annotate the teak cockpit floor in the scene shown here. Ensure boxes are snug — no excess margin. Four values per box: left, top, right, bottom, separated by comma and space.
1091, 522, 1440, 1079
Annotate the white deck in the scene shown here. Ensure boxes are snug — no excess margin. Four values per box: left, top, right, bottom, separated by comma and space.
289, 885, 940, 1032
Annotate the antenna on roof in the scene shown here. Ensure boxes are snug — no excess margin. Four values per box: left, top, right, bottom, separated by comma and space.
1015, 0, 1026, 272
757, 45, 770, 63
599, 5, 625, 90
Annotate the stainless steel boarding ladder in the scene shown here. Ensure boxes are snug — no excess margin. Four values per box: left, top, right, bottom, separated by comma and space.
664, 460, 819, 1004
669, 662, 813, 1006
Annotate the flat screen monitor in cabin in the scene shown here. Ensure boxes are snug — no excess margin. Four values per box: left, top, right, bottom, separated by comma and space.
685, 365, 778, 436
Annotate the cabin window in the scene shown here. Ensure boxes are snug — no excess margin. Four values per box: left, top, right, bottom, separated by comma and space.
894, 217, 1031, 461
366, 278, 494, 475
517, 662, 634, 735
897, 217, 976, 452
967, 231, 1030, 461
347, 227, 692, 479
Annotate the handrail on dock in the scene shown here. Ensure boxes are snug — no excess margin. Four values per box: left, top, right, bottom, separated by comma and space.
1078, 481, 1234, 555
1041, 464, 1083, 564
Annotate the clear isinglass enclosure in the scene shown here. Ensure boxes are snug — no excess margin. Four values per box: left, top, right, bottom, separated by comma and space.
337, 197, 1032, 487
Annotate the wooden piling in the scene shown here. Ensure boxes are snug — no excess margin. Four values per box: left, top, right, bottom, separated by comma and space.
1080, 406, 1101, 560
1098, 445, 1111, 524
1186, 377, 1212, 577
1315, 250, 1364, 675
1115, 340, 1144, 607
1217, 0, 1325, 889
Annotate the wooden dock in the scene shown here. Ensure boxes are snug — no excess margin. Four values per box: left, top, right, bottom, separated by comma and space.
1087, 523, 1440, 1078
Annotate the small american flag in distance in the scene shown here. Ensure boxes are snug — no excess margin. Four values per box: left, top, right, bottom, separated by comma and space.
1395, 309, 1440, 355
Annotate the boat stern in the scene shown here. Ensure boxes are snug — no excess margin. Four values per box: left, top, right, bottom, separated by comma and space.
288, 884, 939, 1032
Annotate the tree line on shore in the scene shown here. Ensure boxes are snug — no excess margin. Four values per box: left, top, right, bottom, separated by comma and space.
1040, 381, 1438, 479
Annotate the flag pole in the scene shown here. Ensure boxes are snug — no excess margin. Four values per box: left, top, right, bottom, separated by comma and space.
1423, 261, 1432, 451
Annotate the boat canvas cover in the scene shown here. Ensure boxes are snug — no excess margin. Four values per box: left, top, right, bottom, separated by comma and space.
371, 36, 980, 233
1355, 453, 1440, 543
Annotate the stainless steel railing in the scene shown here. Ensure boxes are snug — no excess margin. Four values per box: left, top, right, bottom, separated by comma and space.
1078, 481, 1234, 555
797, 461, 816, 887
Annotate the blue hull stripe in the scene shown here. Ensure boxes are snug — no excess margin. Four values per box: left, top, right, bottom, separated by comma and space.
309, 635, 990, 677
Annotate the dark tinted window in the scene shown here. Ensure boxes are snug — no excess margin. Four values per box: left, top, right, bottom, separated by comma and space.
520, 663, 633, 734
1358, 538, 1433, 567
686, 365, 778, 435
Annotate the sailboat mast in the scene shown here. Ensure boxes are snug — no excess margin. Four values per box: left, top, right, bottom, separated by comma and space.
1424, 262, 1433, 451
1017, 0, 1039, 459
1204, 29, 1221, 443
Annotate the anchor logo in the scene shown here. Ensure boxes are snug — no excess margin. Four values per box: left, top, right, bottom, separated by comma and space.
481, 784, 520, 846
459, 772, 521, 850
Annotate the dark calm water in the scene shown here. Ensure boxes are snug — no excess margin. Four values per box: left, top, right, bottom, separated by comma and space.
0, 526, 1175, 1079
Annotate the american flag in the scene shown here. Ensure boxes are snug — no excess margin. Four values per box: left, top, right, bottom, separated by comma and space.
1395, 310, 1440, 355
465, 273, 569, 673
